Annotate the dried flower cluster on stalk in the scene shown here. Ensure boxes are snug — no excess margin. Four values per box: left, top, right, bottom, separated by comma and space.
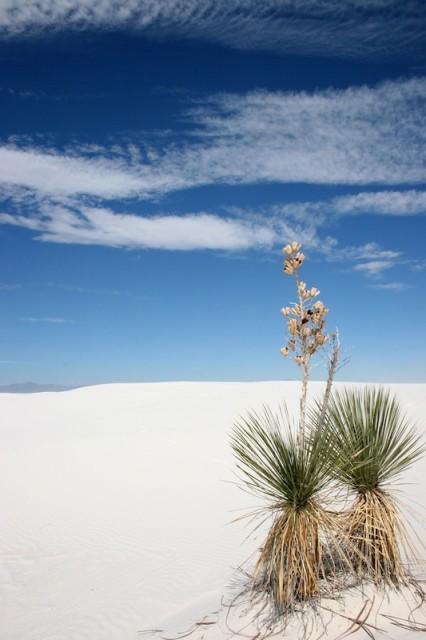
280, 241, 336, 445
280, 242, 329, 365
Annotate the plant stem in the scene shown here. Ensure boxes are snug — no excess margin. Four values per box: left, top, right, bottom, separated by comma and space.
295, 273, 309, 449
319, 330, 340, 428
299, 359, 309, 449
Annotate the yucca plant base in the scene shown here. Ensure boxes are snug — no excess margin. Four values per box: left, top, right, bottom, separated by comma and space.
325, 387, 423, 589
255, 503, 352, 608
255, 490, 407, 609
255, 505, 322, 606
231, 407, 341, 609
346, 489, 407, 587
232, 387, 423, 612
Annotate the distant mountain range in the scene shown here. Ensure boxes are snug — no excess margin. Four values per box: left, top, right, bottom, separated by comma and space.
0, 382, 78, 393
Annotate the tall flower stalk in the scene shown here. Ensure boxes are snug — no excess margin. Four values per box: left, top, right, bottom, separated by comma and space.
280, 242, 335, 446
318, 330, 340, 427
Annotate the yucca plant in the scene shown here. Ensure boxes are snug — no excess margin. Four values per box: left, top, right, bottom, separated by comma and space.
231, 406, 346, 609
230, 242, 344, 610
325, 386, 424, 587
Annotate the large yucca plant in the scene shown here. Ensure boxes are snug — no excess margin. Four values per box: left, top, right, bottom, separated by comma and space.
231, 406, 346, 609
325, 386, 424, 586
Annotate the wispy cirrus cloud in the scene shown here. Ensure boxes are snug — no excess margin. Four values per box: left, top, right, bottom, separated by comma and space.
0, 146, 146, 198
0, 1, 424, 60
0, 78, 422, 291
411, 261, 426, 272
45, 281, 149, 301
0, 194, 411, 291
329, 243, 402, 263
331, 190, 426, 216
0, 86, 51, 99
0, 283, 22, 290
47, 283, 122, 296
353, 260, 395, 277
1, 205, 279, 251
182, 78, 426, 187
271, 189, 426, 223
0, 199, 403, 277
1, 78, 425, 200
370, 281, 411, 291
20, 316, 69, 323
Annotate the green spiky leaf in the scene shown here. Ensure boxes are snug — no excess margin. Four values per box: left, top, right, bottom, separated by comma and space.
323, 387, 424, 492
231, 405, 333, 509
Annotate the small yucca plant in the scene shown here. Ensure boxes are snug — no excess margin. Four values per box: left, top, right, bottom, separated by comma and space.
325, 386, 424, 586
231, 406, 345, 608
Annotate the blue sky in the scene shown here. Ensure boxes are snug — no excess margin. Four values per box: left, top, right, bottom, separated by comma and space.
0, 1, 425, 385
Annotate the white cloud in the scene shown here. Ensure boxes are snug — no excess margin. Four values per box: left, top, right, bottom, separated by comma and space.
0, 86, 49, 98
353, 260, 395, 277
0, 200, 405, 287
181, 78, 426, 187
0, 1, 424, 60
47, 283, 122, 296
0, 283, 22, 290
0, 195, 410, 290
1, 78, 425, 200
0, 205, 280, 251
20, 316, 69, 323
411, 261, 426, 272
0, 146, 146, 197
370, 282, 411, 291
273, 190, 426, 223
330, 242, 401, 262
0, 79, 420, 282
314, 240, 403, 277
332, 190, 426, 216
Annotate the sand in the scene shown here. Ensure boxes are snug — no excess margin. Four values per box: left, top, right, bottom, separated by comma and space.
1, 381, 425, 639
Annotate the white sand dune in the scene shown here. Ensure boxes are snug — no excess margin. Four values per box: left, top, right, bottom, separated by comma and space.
1, 381, 425, 640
